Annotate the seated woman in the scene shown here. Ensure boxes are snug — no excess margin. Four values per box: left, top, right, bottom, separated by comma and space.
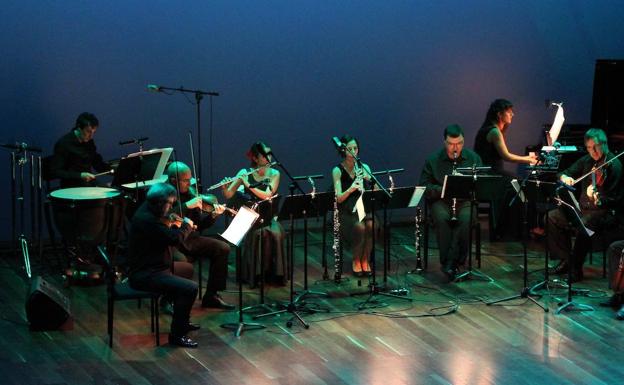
331, 134, 375, 277
222, 142, 287, 287
474, 99, 537, 239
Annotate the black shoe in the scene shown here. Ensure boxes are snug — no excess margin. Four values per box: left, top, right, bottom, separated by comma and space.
168, 334, 198, 348
201, 294, 235, 310
616, 305, 624, 320
186, 323, 201, 332
599, 294, 622, 308
549, 260, 569, 275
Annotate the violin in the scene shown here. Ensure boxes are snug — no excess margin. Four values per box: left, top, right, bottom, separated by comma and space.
187, 187, 238, 216
162, 212, 197, 230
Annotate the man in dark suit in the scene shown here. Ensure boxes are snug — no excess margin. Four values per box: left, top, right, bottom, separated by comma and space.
127, 182, 200, 348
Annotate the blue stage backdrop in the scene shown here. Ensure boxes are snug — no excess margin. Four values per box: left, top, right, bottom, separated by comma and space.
1, 1, 624, 241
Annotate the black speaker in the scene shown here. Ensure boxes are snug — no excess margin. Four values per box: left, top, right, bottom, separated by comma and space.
25, 276, 71, 331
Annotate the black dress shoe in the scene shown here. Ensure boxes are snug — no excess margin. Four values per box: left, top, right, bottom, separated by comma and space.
616, 305, 624, 320
549, 260, 569, 275
599, 294, 622, 308
168, 334, 198, 348
201, 294, 235, 310
186, 323, 201, 332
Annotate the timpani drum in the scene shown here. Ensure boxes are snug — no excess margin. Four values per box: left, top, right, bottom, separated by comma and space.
49, 187, 125, 245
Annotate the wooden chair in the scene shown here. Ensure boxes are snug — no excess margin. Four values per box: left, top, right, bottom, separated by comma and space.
97, 246, 161, 348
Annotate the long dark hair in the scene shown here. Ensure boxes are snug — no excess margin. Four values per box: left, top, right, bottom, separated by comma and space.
480, 99, 512, 130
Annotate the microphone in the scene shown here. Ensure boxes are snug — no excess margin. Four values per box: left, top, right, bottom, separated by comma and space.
147, 84, 161, 92
119, 137, 149, 146
332, 136, 345, 150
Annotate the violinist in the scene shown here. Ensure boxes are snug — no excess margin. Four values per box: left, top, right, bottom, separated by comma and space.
166, 161, 234, 310
548, 128, 624, 282
127, 183, 199, 348
221, 142, 287, 288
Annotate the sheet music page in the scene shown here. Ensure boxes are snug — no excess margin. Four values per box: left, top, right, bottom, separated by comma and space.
220, 206, 259, 246
408, 186, 426, 207
353, 194, 366, 222
548, 104, 565, 145
441, 175, 449, 199
510, 179, 526, 203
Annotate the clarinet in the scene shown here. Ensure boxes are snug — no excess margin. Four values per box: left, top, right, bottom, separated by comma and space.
333, 195, 342, 283
414, 206, 424, 272
450, 151, 458, 224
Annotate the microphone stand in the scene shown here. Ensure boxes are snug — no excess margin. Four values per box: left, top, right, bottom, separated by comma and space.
346, 151, 411, 309
150, 85, 219, 186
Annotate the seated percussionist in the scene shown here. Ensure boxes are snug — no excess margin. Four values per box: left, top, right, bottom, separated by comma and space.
49, 112, 110, 188
420, 124, 483, 281
548, 128, 624, 282
127, 182, 200, 348
166, 161, 234, 310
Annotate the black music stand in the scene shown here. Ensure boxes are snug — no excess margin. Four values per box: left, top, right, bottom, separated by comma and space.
219, 206, 266, 337
350, 189, 413, 308
442, 173, 500, 282
487, 174, 549, 311
552, 190, 595, 314
277, 192, 334, 303
378, 186, 423, 284
240, 195, 283, 317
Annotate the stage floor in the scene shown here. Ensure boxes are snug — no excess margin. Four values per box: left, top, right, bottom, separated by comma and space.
1, 224, 622, 385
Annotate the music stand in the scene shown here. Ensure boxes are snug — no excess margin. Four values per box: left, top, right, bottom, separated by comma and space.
240, 195, 283, 316
277, 192, 334, 303
112, 147, 172, 188
487, 174, 550, 311
551, 190, 595, 314
350, 189, 413, 308
219, 206, 266, 337
380, 186, 424, 283
442, 173, 500, 282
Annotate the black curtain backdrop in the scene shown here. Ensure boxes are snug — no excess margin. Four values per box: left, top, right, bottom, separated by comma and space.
1, 0, 624, 241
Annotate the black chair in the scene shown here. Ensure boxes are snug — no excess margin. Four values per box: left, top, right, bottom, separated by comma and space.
97, 246, 161, 348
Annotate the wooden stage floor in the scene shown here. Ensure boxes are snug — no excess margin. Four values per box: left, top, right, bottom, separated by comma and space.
1, 224, 622, 385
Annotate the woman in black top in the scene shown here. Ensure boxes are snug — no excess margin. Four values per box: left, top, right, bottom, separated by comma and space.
474, 99, 536, 175
222, 142, 287, 287
332, 135, 374, 276
474, 99, 537, 239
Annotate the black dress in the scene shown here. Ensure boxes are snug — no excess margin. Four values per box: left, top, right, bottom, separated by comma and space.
235, 172, 288, 288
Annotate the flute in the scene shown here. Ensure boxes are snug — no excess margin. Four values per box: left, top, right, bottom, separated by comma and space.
205, 162, 278, 192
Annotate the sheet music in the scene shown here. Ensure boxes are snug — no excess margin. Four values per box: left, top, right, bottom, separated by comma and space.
510, 179, 526, 203
353, 195, 366, 222
547, 104, 565, 146
408, 186, 426, 207
220, 206, 259, 246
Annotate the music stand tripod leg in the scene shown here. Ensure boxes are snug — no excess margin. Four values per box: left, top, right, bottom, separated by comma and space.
221, 246, 265, 336
487, 182, 547, 312
555, 250, 594, 314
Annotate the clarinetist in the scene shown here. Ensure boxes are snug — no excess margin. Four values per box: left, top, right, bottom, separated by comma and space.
419, 124, 483, 282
